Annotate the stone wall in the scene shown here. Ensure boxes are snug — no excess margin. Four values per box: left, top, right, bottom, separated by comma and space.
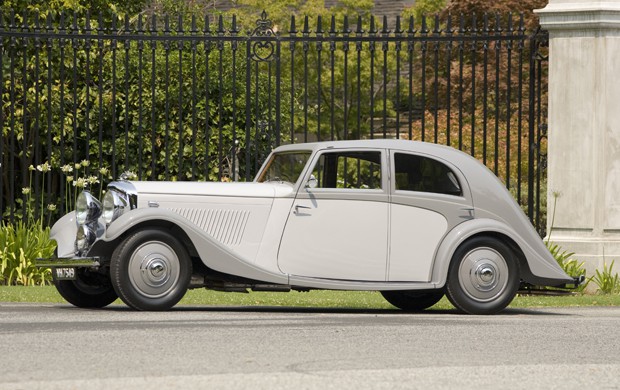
536, 0, 620, 278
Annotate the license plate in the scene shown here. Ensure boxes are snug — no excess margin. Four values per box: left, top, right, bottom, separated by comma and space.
53, 267, 76, 281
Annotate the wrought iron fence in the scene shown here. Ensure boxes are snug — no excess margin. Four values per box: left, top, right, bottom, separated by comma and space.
0, 10, 548, 232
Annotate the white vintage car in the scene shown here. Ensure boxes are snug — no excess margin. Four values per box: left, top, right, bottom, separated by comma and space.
37, 140, 580, 314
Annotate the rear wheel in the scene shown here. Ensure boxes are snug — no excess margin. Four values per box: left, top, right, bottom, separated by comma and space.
110, 228, 192, 311
55, 270, 118, 308
381, 290, 444, 311
446, 236, 520, 315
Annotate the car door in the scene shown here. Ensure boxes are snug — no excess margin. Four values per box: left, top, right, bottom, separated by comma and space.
277, 149, 389, 281
388, 150, 474, 282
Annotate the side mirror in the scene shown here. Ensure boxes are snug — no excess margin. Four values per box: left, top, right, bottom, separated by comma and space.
306, 174, 318, 189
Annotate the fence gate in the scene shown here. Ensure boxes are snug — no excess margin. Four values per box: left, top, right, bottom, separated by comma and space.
0, 11, 548, 232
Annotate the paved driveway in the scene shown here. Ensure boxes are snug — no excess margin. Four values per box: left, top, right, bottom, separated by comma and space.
1, 304, 619, 389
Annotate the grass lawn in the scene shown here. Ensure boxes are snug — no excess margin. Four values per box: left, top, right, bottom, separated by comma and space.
1, 286, 619, 310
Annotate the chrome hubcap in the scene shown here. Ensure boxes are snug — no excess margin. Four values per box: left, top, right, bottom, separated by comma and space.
458, 247, 509, 302
128, 241, 180, 298
478, 267, 494, 283
147, 261, 166, 278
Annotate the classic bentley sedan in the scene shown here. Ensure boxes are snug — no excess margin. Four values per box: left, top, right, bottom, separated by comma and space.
37, 140, 580, 314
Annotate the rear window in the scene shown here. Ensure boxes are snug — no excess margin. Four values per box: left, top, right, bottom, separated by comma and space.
394, 153, 461, 196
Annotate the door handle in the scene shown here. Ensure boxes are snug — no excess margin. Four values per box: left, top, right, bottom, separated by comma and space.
294, 205, 311, 214
460, 207, 475, 218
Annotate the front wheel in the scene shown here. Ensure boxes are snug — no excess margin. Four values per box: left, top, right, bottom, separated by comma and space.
381, 290, 444, 311
55, 270, 118, 308
445, 236, 520, 315
110, 228, 192, 311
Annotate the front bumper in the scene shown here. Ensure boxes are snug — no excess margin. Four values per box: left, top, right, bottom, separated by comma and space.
35, 257, 103, 281
35, 257, 102, 268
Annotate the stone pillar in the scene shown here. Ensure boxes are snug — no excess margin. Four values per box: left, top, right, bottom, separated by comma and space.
536, 0, 620, 276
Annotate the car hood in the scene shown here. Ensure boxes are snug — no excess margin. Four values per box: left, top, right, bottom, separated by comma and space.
117, 181, 296, 199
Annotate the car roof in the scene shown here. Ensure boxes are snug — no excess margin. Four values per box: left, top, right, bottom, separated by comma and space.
272, 139, 472, 163
275, 139, 454, 153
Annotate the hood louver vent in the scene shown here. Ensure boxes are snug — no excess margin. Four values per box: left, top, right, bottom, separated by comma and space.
171, 208, 250, 246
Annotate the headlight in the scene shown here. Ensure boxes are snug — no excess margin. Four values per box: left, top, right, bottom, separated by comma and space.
103, 190, 128, 224
75, 224, 96, 255
75, 191, 102, 225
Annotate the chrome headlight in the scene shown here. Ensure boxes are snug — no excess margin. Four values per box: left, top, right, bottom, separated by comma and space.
75, 224, 97, 255
75, 191, 102, 225
102, 190, 128, 224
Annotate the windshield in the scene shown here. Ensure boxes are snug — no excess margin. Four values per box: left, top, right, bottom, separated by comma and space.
257, 151, 312, 185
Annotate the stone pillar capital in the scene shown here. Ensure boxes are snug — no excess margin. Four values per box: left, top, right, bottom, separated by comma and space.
536, 0, 620, 35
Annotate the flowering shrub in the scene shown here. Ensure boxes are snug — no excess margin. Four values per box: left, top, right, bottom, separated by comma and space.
1, 160, 118, 286
8, 160, 114, 227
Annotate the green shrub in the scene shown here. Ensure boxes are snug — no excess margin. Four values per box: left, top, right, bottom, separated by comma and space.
546, 242, 589, 292
591, 260, 620, 295
0, 221, 56, 286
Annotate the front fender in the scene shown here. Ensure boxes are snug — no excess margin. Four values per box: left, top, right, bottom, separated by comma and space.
49, 212, 77, 257
103, 208, 289, 285
431, 218, 573, 287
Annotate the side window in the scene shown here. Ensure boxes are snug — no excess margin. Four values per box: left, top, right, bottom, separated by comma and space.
394, 153, 461, 196
311, 151, 382, 190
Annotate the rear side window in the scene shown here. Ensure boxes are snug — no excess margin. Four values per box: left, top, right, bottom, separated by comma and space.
394, 153, 461, 196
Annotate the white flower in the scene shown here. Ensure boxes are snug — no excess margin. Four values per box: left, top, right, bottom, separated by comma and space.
61, 164, 74, 173
73, 177, 87, 188
66, 176, 74, 183
36, 162, 51, 173
47, 204, 57, 211
120, 171, 137, 180
81, 160, 90, 167
87, 176, 99, 185
22, 187, 31, 195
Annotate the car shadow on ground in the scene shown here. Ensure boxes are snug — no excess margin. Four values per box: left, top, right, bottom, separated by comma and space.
85, 304, 567, 316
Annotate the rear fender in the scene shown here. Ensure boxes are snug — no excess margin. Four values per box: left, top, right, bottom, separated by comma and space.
432, 218, 572, 287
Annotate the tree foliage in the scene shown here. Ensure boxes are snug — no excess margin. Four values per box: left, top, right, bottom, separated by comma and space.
1, 0, 147, 18
1, 0, 547, 224
442, 0, 546, 30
